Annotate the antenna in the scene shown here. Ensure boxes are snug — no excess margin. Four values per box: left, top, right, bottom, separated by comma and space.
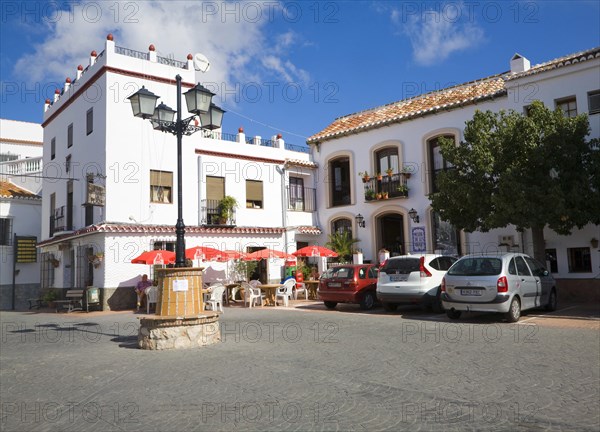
193, 53, 210, 73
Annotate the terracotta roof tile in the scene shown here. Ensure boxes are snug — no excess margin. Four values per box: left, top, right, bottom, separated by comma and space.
296, 226, 322, 235
307, 46, 600, 144
0, 181, 39, 199
37, 223, 286, 246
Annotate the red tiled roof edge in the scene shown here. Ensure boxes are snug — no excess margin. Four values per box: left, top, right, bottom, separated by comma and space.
37, 223, 286, 247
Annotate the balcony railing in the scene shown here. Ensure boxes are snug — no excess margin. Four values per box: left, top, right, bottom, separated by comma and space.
287, 187, 316, 212
0, 157, 42, 175
50, 206, 65, 236
363, 173, 410, 201
200, 199, 237, 226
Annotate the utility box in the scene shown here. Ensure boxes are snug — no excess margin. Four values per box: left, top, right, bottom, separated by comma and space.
85, 286, 100, 312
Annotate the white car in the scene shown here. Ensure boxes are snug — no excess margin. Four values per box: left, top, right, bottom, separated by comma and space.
376, 254, 457, 312
441, 253, 557, 322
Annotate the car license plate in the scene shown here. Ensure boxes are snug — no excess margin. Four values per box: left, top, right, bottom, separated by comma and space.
328, 282, 341, 288
461, 289, 482, 296
390, 274, 408, 282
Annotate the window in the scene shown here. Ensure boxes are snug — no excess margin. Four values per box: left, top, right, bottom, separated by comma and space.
329, 157, 351, 206
153, 241, 176, 252
51, 137, 56, 160
86, 108, 93, 135
150, 170, 173, 203
545, 249, 558, 273
376, 147, 399, 175
205, 176, 225, 225
429, 257, 458, 271
0, 218, 13, 246
289, 177, 304, 211
246, 180, 263, 209
524, 256, 547, 277
431, 212, 461, 256
427, 135, 454, 193
67, 123, 73, 147
49, 193, 56, 236
567, 247, 592, 273
41, 252, 55, 289
588, 90, 600, 115
332, 218, 352, 235
555, 97, 577, 118
65, 155, 71, 174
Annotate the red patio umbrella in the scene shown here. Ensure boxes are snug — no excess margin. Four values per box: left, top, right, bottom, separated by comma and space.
131, 250, 176, 265
185, 246, 223, 261
293, 245, 339, 258
245, 248, 296, 261
219, 250, 248, 261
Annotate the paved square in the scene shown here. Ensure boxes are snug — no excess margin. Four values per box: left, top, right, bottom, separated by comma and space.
1, 304, 599, 431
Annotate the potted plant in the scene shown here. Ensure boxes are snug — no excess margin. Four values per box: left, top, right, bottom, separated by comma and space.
382, 192, 389, 199
386, 168, 394, 177
401, 167, 413, 179
42, 290, 57, 308
397, 185, 408, 196
359, 171, 370, 183
376, 172, 383, 181
218, 195, 238, 224
49, 257, 60, 268
376, 192, 382, 200
365, 189, 376, 201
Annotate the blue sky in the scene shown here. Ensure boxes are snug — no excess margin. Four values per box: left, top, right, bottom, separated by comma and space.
1, 1, 599, 147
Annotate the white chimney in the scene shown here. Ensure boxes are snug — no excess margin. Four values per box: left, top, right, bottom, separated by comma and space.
510, 53, 530, 74
89, 50, 97, 67
64, 77, 71, 93
76, 65, 83, 80
53, 89, 60, 103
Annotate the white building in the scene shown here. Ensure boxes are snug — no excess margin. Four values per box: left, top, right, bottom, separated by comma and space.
38, 35, 319, 310
0, 119, 43, 309
307, 47, 600, 296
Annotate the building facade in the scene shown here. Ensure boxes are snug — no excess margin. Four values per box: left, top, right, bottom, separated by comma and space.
38, 35, 318, 309
308, 47, 600, 295
0, 119, 43, 309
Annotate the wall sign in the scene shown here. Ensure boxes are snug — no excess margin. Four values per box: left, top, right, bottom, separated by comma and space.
412, 227, 426, 253
86, 183, 105, 206
14, 236, 37, 263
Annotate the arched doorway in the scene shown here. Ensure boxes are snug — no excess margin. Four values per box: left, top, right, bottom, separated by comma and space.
377, 213, 405, 256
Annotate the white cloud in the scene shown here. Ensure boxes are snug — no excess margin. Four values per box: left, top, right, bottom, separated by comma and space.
388, 3, 485, 65
13, 1, 308, 94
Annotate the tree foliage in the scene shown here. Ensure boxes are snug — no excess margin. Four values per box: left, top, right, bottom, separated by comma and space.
325, 231, 360, 262
430, 101, 600, 260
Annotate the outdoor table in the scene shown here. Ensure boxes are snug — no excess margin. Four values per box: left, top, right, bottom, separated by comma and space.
225, 283, 241, 304
259, 284, 283, 306
303, 280, 320, 300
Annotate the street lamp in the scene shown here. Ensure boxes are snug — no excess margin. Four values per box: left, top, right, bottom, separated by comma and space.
128, 76, 225, 267
355, 214, 366, 228
408, 208, 420, 224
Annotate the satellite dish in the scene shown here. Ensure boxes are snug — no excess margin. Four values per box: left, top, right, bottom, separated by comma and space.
193, 53, 210, 73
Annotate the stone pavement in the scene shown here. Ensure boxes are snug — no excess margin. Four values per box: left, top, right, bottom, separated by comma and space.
1, 302, 599, 431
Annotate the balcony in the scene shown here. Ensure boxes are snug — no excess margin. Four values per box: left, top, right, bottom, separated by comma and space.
201, 199, 237, 227
0, 156, 42, 175
363, 173, 410, 201
287, 187, 316, 212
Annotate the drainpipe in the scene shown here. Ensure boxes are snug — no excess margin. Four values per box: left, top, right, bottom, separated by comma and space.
276, 165, 288, 252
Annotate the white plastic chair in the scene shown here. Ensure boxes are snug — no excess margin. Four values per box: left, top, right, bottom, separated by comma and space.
276, 279, 296, 307
242, 282, 263, 308
146, 286, 158, 314
205, 284, 225, 313
294, 281, 309, 300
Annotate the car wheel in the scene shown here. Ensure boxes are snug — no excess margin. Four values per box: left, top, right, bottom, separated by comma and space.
431, 289, 444, 314
382, 302, 398, 312
446, 309, 461, 320
545, 289, 557, 312
323, 301, 337, 309
360, 292, 375, 310
505, 297, 521, 323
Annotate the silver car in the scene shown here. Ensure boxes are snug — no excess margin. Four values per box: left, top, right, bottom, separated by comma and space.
441, 253, 557, 322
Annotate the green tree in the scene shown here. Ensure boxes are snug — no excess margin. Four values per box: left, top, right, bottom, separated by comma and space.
430, 101, 600, 263
326, 231, 360, 262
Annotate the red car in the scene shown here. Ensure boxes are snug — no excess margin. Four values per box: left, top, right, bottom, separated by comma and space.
318, 264, 379, 310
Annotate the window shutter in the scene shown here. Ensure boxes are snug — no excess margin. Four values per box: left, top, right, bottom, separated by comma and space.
206, 176, 225, 200
246, 180, 263, 201
150, 170, 173, 186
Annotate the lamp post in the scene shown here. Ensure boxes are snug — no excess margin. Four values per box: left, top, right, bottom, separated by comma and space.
128, 75, 225, 267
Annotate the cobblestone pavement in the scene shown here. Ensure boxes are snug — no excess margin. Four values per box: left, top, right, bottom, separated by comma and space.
1, 303, 599, 432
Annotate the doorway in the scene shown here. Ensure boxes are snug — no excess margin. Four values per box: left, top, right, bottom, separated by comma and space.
378, 213, 405, 256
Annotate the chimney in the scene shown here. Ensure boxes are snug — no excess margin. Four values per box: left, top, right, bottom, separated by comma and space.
44, 99, 51, 112
64, 77, 71, 93
76, 65, 83, 80
90, 50, 97, 67
53, 88, 60, 103
510, 53, 530, 74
